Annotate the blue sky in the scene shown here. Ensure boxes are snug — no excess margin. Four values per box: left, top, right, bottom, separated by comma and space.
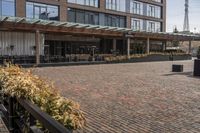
167, 0, 200, 32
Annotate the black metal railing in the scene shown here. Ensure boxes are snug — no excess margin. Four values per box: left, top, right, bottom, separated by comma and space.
0, 55, 105, 64
0, 94, 72, 133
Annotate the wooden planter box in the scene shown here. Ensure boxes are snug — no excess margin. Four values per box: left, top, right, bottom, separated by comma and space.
172, 65, 183, 72
194, 59, 200, 76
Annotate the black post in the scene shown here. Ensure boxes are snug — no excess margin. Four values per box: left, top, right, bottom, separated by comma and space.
30, 114, 36, 126
8, 97, 14, 133
122, 33, 126, 55
194, 59, 200, 76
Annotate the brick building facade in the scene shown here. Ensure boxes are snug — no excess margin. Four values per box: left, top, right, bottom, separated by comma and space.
0, 0, 195, 64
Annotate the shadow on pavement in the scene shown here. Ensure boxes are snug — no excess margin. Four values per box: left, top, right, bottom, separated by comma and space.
163, 71, 200, 79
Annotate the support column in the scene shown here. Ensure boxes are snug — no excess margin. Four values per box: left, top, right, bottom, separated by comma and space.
127, 38, 130, 59
103, 38, 106, 54
113, 39, 117, 51
146, 37, 150, 54
162, 41, 167, 51
188, 41, 192, 54
35, 30, 40, 65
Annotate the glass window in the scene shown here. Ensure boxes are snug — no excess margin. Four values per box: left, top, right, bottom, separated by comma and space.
120, 17, 125, 28
106, 0, 126, 12
47, 5, 59, 20
68, 8, 76, 22
68, 0, 99, 7
131, 18, 161, 32
131, 18, 143, 31
26, 3, 33, 18
147, 4, 161, 18
76, 10, 85, 24
26, 2, 59, 21
85, 11, 99, 25
130, 1, 143, 15
0, 0, 15, 16
67, 8, 99, 25
105, 14, 126, 28
147, 21, 161, 32
79, 0, 85, 5
67, 8, 126, 27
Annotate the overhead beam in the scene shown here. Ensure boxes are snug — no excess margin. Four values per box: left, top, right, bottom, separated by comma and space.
16, 18, 25, 23
44, 21, 54, 26
56, 22, 68, 27
86, 26, 100, 29
106, 27, 118, 31
114, 28, 126, 32
0, 17, 9, 22
96, 26, 109, 30
31, 20, 41, 24
66, 24, 79, 28
124, 29, 133, 32
77, 25, 90, 28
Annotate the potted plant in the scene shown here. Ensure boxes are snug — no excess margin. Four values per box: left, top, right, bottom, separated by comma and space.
197, 46, 200, 59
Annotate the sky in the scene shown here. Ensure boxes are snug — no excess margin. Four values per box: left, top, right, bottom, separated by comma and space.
167, 0, 200, 32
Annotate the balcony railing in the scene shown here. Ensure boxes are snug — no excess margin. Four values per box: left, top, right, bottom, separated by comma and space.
0, 94, 72, 133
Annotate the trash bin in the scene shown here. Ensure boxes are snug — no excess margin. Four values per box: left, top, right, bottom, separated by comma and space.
194, 59, 200, 76
172, 65, 183, 72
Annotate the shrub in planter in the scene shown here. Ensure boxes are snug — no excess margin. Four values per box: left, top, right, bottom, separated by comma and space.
0, 65, 86, 130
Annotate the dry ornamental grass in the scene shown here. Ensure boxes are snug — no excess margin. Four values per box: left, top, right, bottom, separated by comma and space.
0, 64, 86, 131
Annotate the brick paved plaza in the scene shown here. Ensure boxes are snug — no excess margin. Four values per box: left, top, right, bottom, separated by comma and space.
33, 61, 200, 133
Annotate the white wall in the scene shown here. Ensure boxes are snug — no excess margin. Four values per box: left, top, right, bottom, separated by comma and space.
0, 31, 44, 56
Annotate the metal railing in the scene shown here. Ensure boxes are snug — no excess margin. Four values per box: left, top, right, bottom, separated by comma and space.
0, 94, 72, 133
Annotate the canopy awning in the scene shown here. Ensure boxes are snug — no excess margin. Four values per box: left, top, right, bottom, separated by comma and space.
1, 16, 200, 41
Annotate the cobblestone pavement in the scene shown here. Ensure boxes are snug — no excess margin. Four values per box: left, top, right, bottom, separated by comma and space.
33, 61, 200, 133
